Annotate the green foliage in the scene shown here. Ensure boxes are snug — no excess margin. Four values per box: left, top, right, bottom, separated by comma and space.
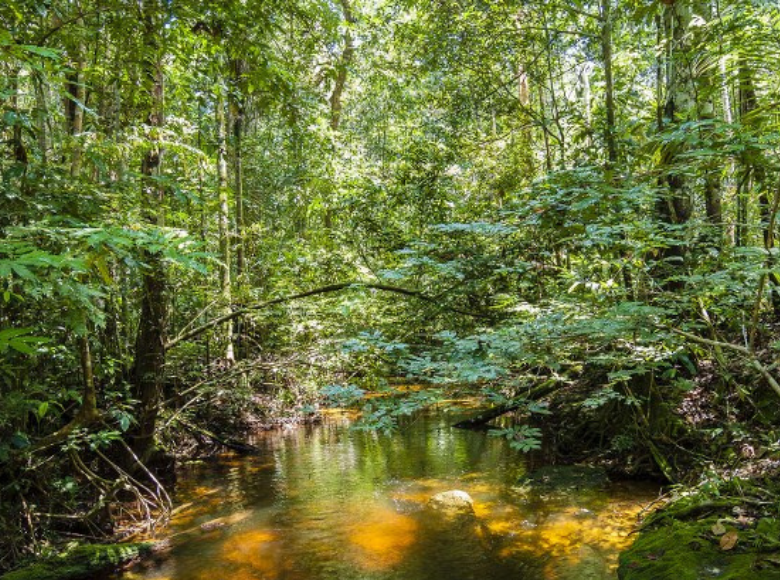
353, 389, 439, 433
2, 0, 780, 571
321, 384, 366, 407
0, 328, 50, 356
490, 425, 543, 453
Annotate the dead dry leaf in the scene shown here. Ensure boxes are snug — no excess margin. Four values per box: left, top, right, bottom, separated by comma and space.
711, 522, 726, 536
720, 530, 738, 551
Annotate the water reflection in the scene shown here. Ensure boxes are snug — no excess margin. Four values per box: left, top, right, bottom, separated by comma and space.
109, 411, 657, 580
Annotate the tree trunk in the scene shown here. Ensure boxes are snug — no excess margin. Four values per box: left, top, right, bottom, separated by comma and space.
68, 22, 86, 177
738, 62, 764, 246
78, 333, 99, 422
657, 0, 694, 227
131, 1, 167, 461
696, 4, 722, 242
325, 0, 356, 230
230, 59, 247, 281
216, 85, 235, 363
9, 67, 27, 168
329, 0, 356, 132
229, 59, 246, 360
600, 0, 617, 168
513, 8, 535, 180
543, 13, 566, 167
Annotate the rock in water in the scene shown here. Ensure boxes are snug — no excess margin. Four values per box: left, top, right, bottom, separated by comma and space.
516, 465, 609, 500
428, 490, 475, 516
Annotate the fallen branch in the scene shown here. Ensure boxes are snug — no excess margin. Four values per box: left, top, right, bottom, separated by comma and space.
166, 281, 491, 350
453, 402, 524, 429
667, 327, 780, 399
453, 381, 561, 429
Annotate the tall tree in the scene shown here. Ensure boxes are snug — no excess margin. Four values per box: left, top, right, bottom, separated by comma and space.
215, 80, 235, 363
131, 0, 168, 460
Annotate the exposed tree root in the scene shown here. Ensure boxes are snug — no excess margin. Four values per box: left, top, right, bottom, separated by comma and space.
174, 417, 262, 455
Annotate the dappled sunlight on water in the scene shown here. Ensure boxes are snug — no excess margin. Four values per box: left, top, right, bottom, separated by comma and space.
107, 413, 658, 580
494, 491, 651, 578
347, 505, 419, 571
220, 529, 283, 577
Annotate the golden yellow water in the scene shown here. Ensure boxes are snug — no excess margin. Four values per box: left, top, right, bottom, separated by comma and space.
108, 411, 658, 580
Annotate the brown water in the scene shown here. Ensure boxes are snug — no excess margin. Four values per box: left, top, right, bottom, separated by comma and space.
110, 410, 658, 580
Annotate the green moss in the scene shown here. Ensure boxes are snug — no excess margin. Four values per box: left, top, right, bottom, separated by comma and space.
1, 543, 154, 580
618, 518, 780, 580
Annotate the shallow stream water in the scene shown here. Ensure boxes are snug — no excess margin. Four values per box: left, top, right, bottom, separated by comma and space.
107, 409, 658, 580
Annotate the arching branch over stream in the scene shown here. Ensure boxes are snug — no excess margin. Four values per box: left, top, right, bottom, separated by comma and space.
165, 281, 492, 350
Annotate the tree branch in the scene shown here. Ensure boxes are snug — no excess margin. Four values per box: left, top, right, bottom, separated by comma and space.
166, 282, 491, 350
667, 327, 780, 399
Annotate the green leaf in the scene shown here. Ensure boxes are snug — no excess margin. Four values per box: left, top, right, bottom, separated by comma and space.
20, 45, 60, 59
8, 340, 36, 355
10, 432, 30, 449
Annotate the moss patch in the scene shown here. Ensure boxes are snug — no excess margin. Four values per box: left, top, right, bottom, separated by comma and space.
1, 543, 155, 580
618, 517, 780, 579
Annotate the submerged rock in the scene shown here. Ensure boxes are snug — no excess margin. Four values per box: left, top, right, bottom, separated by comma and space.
415, 490, 505, 578
427, 490, 475, 516
516, 465, 609, 497
555, 544, 609, 580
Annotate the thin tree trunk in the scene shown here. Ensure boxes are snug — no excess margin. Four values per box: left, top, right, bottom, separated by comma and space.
229, 60, 246, 360
329, 0, 355, 132
69, 31, 85, 176
653, 1, 696, 290
600, 0, 617, 168
697, 4, 722, 240
324, 0, 356, 230
513, 8, 535, 179
33, 72, 49, 165
78, 333, 99, 422
216, 85, 235, 363
9, 67, 27, 167
738, 62, 764, 243
543, 17, 566, 166
734, 61, 761, 247
230, 59, 246, 281
657, 1, 694, 227
539, 90, 553, 172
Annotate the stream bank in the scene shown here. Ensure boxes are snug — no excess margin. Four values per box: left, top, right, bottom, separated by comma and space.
618, 472, 780, 579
